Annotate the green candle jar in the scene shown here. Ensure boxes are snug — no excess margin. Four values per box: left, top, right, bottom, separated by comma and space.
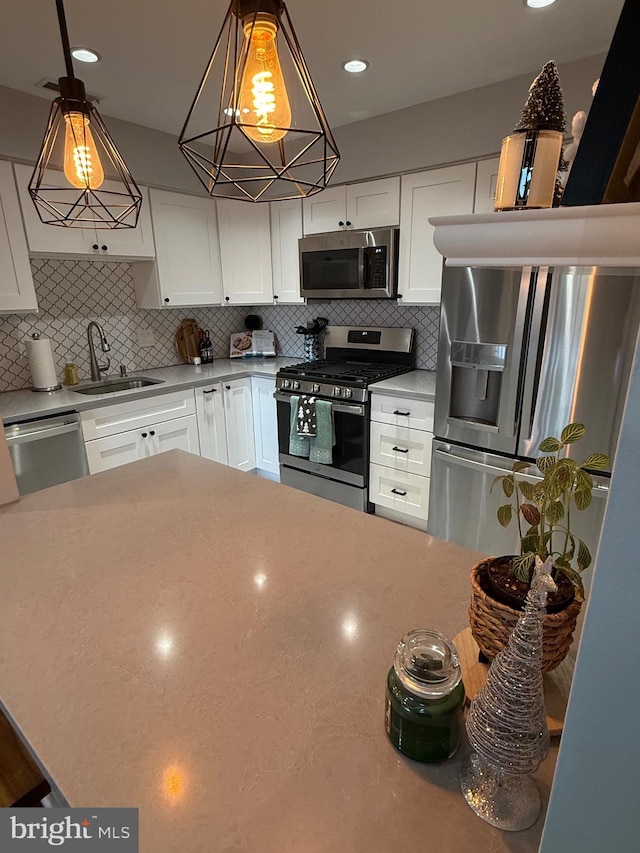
385, 629, 465, 763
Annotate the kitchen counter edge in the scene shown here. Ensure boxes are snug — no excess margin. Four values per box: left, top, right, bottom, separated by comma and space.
369, 370, 436, 401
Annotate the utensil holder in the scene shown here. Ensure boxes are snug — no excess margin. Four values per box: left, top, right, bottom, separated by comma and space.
303, 335, 320, 362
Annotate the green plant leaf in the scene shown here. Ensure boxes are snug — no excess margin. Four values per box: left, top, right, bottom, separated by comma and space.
555, 555, 571, 569
490, 475, 504, 493
502, 476, 514, 498
512, 460, 530, 473
521, 533, 539, 554
561, 566, 585, 598
533, 482, 546, 503
537, 455, 556, 474
519, 481, 536, 501
582, 453, 611, 471
539, 436, 562, 452
545, 500, 565, 525
520, 503, 541, 525
561, 423, 586, 444
577, 539, 592, 571
574, 487, 592, 511
513, 553, 535, 582
543, 477, 562, 501
576, 468, 594, 491
497, 504, 513, 527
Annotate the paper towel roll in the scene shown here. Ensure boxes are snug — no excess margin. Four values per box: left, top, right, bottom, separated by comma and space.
25, 335, 61, 392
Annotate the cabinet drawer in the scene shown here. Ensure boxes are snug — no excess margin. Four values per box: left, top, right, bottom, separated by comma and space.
370, 421, 432, 477
81, 390, 196, 440
369, 463, 430, 520
370, 393, 434, 431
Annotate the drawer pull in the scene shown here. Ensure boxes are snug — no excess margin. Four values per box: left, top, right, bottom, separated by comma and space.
202, 388, 217, 394
391, 488, 407, 496
392, 446, 409, 453
393, 410, 411, 416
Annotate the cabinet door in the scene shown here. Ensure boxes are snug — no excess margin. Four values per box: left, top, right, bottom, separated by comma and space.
149, 414, 200, 456
223, 378, 256, 471
346, 177, 400, 229
217, 200, 273, 305
270, 199, 304, 304
398, 164, 476, 305
135, 190, 223, 308
85, 430, 145, 474
84, 185, 155, 259
302, 185, 346, 234
251, 376, 279, 477
0, 162, 37, 313
195, 384, 228, 464
474, 157, 501, 214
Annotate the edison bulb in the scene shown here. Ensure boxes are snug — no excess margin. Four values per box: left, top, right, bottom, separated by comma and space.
237, 14, 291, 143
63, 111, 104, 189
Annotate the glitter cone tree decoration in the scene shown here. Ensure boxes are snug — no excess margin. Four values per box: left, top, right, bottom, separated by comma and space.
494, 61, 567, 210
460, 557, 556, 831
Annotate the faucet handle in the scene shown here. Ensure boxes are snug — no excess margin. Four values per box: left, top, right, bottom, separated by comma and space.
119, 364, 128, 377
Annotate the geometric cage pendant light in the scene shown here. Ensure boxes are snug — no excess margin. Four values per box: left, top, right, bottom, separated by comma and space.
178, 0, 340, 202
28, 0, 142, 228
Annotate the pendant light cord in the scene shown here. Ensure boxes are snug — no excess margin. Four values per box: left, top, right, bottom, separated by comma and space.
55, 0, 75, 78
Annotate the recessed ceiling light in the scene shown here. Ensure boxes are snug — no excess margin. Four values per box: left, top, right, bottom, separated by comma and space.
342, 59, 369, 74
524, 0, 557, 8
71, 47, 101, 63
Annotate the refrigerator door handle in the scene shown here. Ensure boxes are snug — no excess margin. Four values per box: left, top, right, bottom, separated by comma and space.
519, 266, 551, 442
501, 267, 535, 439
433, 446, 609, 497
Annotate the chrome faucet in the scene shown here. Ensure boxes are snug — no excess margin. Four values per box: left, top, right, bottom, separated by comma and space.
87, 321, 111, 381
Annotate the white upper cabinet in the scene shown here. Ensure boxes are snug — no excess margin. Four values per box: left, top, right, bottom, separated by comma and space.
217, 199, 274, 305
302, 177, 400, 234
0, 161, 37, 314
134, 190, 223, 308
270, 199, 304, 304
398, 163, 476, 305
474, 157, 501, 214
13, 164, 154, 260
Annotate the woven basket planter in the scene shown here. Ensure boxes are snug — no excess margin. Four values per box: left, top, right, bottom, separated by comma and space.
469, 557, 582, 673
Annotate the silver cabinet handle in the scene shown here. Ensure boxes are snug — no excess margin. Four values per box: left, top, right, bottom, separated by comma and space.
392, 446, 409, 453
391, 488, 407, 496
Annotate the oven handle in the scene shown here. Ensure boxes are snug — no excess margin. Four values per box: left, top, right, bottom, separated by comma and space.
274, 392, 365, 417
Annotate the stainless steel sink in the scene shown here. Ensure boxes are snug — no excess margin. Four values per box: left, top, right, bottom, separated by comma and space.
72, 377, 165, 395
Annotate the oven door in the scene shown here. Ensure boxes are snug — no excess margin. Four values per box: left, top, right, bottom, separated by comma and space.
275, 392, 368, 487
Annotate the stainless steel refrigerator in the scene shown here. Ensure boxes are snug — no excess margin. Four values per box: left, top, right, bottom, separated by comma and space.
428, 265, 640, 559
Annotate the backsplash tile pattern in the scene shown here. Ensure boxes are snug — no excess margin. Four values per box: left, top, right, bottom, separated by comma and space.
0, 260, 440, 392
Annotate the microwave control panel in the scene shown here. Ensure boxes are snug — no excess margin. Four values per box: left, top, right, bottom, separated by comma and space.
363, 246, 387, 289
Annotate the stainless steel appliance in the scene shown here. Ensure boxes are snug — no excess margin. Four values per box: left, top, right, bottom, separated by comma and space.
276, 326, 414, 510
429, 265, 640, 555
5, 412, 89, 496
299, 228, 399, 299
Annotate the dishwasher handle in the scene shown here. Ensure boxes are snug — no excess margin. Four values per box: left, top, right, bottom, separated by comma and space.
5, 416, 82, 446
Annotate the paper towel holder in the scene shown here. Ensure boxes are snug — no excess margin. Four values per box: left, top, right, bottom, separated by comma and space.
27, 333, 62, 393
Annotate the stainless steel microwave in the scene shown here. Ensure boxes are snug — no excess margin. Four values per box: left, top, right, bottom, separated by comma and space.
299, 227, 399, 299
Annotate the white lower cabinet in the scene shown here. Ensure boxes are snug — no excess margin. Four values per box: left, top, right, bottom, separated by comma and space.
251, 376, 279, 479
369, 391, 434, 531
85, 414, 199, 474
223, 378, 256, 471
195, 383, 228, 464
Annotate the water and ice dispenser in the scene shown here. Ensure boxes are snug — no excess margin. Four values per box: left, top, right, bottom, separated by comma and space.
448, 341, 507, 430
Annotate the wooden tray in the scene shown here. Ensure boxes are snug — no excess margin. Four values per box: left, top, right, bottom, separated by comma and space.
175, 319, 203, 363
454, 626, 574, 736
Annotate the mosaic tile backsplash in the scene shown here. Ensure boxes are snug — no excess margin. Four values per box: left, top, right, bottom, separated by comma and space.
0, 260, 440, 392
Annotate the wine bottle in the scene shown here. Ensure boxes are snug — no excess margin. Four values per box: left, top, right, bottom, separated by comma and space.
203, 329, 213, 364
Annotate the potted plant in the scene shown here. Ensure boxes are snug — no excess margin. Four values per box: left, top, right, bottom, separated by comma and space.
468, 422, 610, 672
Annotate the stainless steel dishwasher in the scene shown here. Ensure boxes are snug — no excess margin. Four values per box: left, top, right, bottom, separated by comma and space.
4, 412, 89, 496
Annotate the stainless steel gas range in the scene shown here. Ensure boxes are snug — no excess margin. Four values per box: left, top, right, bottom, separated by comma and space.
275, 326, 414, 511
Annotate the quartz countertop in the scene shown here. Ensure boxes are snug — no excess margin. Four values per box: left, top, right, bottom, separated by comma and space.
0, 358, 299, 425
0, 451, 555, 852
370, 369, 437, 400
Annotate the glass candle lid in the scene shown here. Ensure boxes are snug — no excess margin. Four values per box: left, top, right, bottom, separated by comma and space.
393, 629, 462, 699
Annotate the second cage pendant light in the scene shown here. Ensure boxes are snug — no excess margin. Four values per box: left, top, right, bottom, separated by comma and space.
28, 0, 142, 228
178, 0, 340, 202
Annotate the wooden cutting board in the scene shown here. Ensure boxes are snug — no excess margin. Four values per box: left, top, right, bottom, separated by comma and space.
174, 319, 203, 363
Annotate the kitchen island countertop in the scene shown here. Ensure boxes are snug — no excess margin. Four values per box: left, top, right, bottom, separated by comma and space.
0, 451, 555, 852
370, 369, 436, 400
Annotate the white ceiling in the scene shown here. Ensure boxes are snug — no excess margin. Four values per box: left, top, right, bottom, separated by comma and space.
0, 0, 623, 136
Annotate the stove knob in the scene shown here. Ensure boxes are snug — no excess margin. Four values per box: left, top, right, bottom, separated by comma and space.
343, 388, 353, 399
282, 379, 291, 389
312, 383, 320, 393
333, 387, 342, 397
293, 380, 301, 390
